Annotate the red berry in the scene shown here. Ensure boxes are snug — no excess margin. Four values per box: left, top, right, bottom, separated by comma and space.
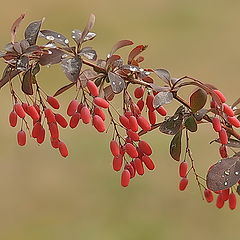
92, 115, 105, 132
227, 116, 240, 128
137, 116, 151, 131
119, 115, 130, 129
129, 116, 138, 132
156, 106, 167, 116
210, 100, 217, 109
222, 103, 234, 117
229, 192, 237, 210
219, 129, 228, 145
37, 127, 45, 144
93, 97, 109, 108
58, 141, 68, 157
219, 145, 228, 158
212, 117, 222, 132
121, 169, 130, 187
110, 140, 120, 156
222, 189, 230, 201
51, 137, 60, 149
141, 155, 155, 170
134, 158, 144, 175
136, 99, 144, 111
27, 105, 40, 121
87, 80, 99, 97
44, 108, 55, 123
67, 100, 79, 116
113, 155, 123, 171
69, 112, 81, 128
14, 103, 26, 118
134, 87, 144, 99
77, 103, 84, 113
9, 111, 17, 127
124, 111, 132, 118
146, 94, 154, 111
81, 106, 91, 124
55, 114, 68, 128
124, 163, 136, 178
94, 107, 105, 121
179, 162, 188, 178
125, 143, 138, 158
22, 103, 29, 114
216, 193, 224, 209
47, 96, 60, 109
32, 122, 42, 138
213, 89, 226, 103
127, 130, 140, 141
138, 140, 152, 155
204, 189, 214, 203
148, 110, 156, 125
179, 178, 188, 191
130, 103, 141, 115
17, 130, 26, 146
48, 122, 59, 139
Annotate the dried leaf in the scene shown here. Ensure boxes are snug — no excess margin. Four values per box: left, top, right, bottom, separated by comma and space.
40, 30, 70, 46
154, 69, 171, 84
79, 14, 96, 45
39, 49, 66, 66
153, 91, 173, 109
128, 45, 147, 64
53, 82, 75, 97
108, 40, 134, 58
190, 88, 207, 113
108, 72, 125, 94
79, 47, 97, 61
206, 156, 240, 191
11, 14, 25, 43
184, 115, 197, 132
22, 68, 33, 95
61, 57, 82, 82
104, 85, 115, 101
170, 130, 182, 161
16, 55, 29, 71
25, 19, 43, 45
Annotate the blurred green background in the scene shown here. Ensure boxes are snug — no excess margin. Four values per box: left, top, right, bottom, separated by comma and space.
0, 0, 239, 239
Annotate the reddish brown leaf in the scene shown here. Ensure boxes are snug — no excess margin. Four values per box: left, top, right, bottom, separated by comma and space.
108, 40, 134, 58
79, 14, 96, 45
22, 68, 33, 95
53, 82, 75, 97
190, 88, 207, 112
128, 45, 147, 64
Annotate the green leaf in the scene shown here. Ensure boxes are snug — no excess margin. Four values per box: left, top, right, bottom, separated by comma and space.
190, 88, 207, 113
170, 130, 182, 161
184, 115, 198, 132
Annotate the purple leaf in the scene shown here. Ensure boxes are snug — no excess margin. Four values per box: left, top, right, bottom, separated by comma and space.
61, 57, 82, 82
25, 19, 43, 45
39, 49, 66, 66
53, 82, 75, 97
0, 66, 20, 89
79, 14, 95, 45
108, 72, 125, 94
16, 55, 29, 71
154, 69, 171, 84
40, 30, 70, 46
79, 47, 97, 60
22, 68, 33, 95
72, 29, 96, 45
108, 40, 134, 58
153, 91, 173, 108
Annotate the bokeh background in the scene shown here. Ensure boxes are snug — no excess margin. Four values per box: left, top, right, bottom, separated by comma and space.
0, 0, 239, 239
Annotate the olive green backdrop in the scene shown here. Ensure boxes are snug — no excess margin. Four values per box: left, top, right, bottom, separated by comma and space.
0, 0, 239, 240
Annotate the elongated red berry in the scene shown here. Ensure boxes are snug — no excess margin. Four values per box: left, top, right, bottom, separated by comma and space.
80, 106, 91, 124
129, 116, 138, 132
148, 110, 156, 125
110, 140, 120, 156
204, 189, 214, 203
219, 129, 228, 145
121, 169, 130, 187
9, 111, 17, 127
216, 193, 224, 209
113, 155, 123, 171
130, 103, 141, 115
134, 158, 144, 175
67, 100, 79, 116
137, 116, 151, 131
156, 106, 167, 116
44, 108, 55, 123
137, 99, 144, 111
55, 114, 68, 128
219, 145, 228, 158
94, 107, 105, 121
124, 163, 136, 178
127, 130, 140, 141
92, 115, 105, 132
222, 189, 230, 201
134, 87, 144, 99
138, 140, 152, 155
32, 122, 42, 138
146, 94, 154, 111
179, 178, 188, 191
87, 80, 99, 97
50, 137, 60, 149
179, 162, 188, 178
37, 127, 45, 144
48, 122, 59, 139
222, 103, 234, 117
119, 115, 130, 129
141, 155, 155, 170
93, 97, 109, 108
58, 141, 68, 157
212, 117, 222, 132
210, 100, 217, 109
229, 192, 237, 210
125, 143, 138, 158
27, 105, 40, 121
227, 116, 240, 128
213, 89, 226, 103
124, 111, 132, 119
22, 103, 29, 114
17, 130, 26, 146
70, 112, 81, 128
14, 103, 26, 118
47, 96, 60, 109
